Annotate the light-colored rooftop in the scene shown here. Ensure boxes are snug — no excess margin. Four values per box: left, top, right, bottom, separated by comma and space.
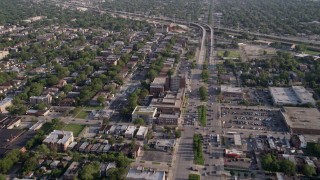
43, 130, 73, 144
136, 126, 148, 136
156, 139, 175, 147
125, 126, 136, 135
220, 85, 243, 94
233, 134, 242, 146
269, 86, 315, 105
150, 77, 166, 87
126, 168, 165, 180
132, 106, 157, 115
282, 107, 320, 131
0, 98, 12, 106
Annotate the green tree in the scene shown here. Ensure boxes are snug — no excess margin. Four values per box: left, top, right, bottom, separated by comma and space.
63, 84, 73, 94
22, 156, 38, 174
97, 95, 105, 105
79, 162, 100, 180
280, 160, 296, 175
188, 174, 200, 180
36, 144, 50, 157
133, 118, 145, 125
115, 153, 129, 168
302, 164, 316, 177
223, 50, 230, 57
175, 130, 182, 138
35, 102, 47, 110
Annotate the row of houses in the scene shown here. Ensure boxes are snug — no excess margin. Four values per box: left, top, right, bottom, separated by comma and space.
67, 141, 141, 159
99, 124, 148, 139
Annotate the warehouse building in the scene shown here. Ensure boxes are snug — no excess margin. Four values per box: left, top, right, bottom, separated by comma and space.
281, 107, 320, 135
269, 86, 315, 106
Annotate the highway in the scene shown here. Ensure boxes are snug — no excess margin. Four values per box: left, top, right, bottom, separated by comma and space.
47, 0, 320, 51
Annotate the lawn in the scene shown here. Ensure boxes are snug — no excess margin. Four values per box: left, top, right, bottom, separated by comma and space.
197, 105, 207, 127
75, 111, 89, 119
304, 50, 320, 55
62, 124, 86, 136
189, 174, 200, 180
217, 50, 241, 58
193, 134, 205, 165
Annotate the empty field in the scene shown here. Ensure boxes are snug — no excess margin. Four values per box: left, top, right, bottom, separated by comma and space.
62, 124, 86, 136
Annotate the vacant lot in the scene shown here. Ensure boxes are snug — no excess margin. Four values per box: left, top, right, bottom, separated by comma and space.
141, 151, 172, 163
241, 44, 277, 60
75, 111, 89, 119
62, 124, 86, 136
217, 50, 241, 58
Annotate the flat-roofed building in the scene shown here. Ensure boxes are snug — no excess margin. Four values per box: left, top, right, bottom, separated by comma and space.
156, 113, 180, 126
150, 77, 169, 96
155, 139, 175, 151
43, 130, 74, 151
125, 126, 136, 138
170, 75, 186, 91
136, 126, 148, 140
132, 106, 157, 124
63, 162, 80, 180
234, 134, 242, 146
30, 94, 52, 105
225, 149, 243, 158
150, 89, 185, 115
269, 86, 315, 106
0, 98, 12, 113
220, 85, 244, 101
126, 167, 166, 180
281, 107, 320, 135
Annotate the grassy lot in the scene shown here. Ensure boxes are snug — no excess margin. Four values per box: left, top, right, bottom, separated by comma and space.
75, 111, 89, 119
304, 50, 320, 55
62, 124, 86, 136
198, 105, 207, 127
193, 134, 204, 165
217, 50, 241, 58
189, 173, 200, 180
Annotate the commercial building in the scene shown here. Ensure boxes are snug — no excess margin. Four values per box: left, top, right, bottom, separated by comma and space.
269, 86, 315, 106
125, 126, 137, 138
224, 149, 243, 158
150, 77, 169, 96
30, 94, 52, 105
156, 113, 181, 126
136, 126, 148, 140
169, 75, 186, 91
220, 85, 244, 101
132, 106, 157, 124
43, 130, 74, 151
0, 98, 12, 113
281, 107, 320, 135
150, 89, 185, 115
233, 134, 242, 146
155, 139, 176, 151
126, 167, 166, 180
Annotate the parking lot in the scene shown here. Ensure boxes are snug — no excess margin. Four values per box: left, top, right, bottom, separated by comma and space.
141, 150, 173, 163
220, 106, 288, 132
